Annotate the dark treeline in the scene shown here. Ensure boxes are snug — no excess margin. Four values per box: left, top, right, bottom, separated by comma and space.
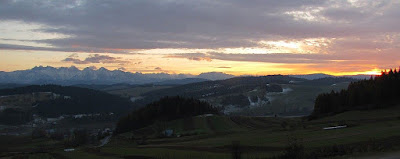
221, 94, 250, 107
0, 108, 32, 125
0, 85, 133, 117
311, 69, 400, 119
115, 96, 219, 134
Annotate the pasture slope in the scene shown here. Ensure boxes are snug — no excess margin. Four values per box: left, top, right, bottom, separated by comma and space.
8, 105, 397, 159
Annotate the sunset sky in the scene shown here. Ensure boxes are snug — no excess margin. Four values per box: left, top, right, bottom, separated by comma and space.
1, 0, 400, 76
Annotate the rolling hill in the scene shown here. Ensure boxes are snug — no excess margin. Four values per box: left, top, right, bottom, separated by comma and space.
311, 69, 400, 119
0, 85, 134, 125
126, 75, 356, 116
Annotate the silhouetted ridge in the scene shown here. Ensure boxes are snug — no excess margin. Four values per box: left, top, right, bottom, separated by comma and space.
310, 68, 400, 119
0, 85, 132, 117
115, 96, 218, 134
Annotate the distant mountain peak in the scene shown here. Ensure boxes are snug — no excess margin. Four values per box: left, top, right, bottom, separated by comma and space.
98, 67, 109, 71
0, 66, 235, 85
68, 66, 79, 71
32, 65, 54, 71
83, 66, 95, 71
197, 72, 234, 81
289, 73, 333, 80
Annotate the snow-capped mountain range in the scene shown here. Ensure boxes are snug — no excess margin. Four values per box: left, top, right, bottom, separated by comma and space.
0, 66, 235, 85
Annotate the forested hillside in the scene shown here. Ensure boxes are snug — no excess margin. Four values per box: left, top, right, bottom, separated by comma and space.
311, 69, 400, 119
115, 96, 218, 134
0, 85, 133, 118
133, 75, 300, 107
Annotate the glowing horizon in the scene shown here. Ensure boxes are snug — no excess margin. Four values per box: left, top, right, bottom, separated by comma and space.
1, 0, 400, 76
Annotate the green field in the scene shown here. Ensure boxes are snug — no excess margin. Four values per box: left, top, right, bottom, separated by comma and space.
101, 107, 400, 159
4, 106, 400, 159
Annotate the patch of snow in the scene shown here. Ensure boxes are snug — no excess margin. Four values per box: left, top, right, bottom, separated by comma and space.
47, 118, 60, 122
130, 96, 144, 102
289, 80, 302, 84
248, 96, 269, 108
201, 92, 215, 97
249, 88, 258, 92
223, 105, 242, 114
264, 87, 293, 103
282, 88, 293, 94
64, 148, 75, 152
248, 96, 256, 106
266, 87, 292, 96
323, 125, 347, 130
130, 97, 137, 102
73, 114, 85, 118
197, 114, 214, 117
97, 134, 112, 147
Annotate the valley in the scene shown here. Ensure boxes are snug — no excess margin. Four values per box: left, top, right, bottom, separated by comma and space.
0, 74, 394, 159
106, 76, 355, 116
2, 1, 398, 158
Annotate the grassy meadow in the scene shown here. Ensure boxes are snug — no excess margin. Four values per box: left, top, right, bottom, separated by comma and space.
3, 105, 399, 159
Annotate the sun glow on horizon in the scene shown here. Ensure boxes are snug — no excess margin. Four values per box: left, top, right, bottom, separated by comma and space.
325, 68, 382, 76
362, 68, 382, 75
